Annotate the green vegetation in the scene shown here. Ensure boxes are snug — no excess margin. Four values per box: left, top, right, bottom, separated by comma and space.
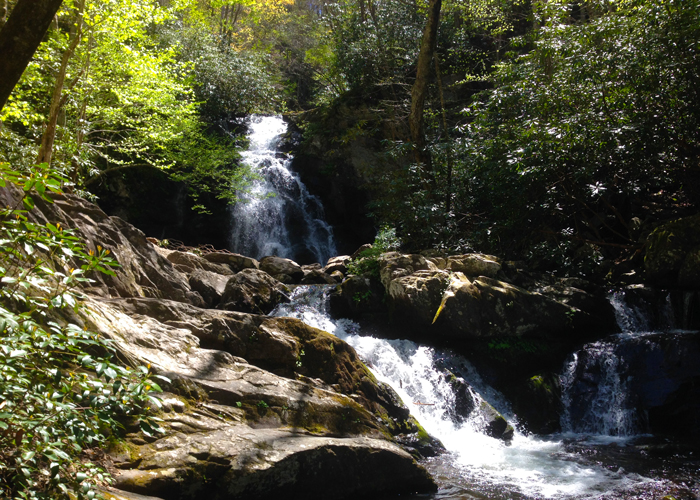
0, 164, 164, 500
2, 0, 699, 269
347, 226, 401, 277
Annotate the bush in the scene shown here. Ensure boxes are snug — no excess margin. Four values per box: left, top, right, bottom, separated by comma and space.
0, 163, 164, 500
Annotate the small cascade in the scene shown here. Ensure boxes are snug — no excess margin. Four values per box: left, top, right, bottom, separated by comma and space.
272, 286, 650, 499
560, 289, 700, 438
229, 115, 336, 264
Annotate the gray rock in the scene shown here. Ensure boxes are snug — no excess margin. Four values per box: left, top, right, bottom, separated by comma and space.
324, 255, 351, 275
202, 251, 260, 272
165, 250, 234, 276
445, 253, 501, 278
188, 269, 229, 307
219, 268, 290, 314
259, 256, 304, 283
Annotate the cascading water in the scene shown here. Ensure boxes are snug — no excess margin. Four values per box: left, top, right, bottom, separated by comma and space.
560, 289, 700, 438
228, 115, 336, 264
271, 286, 657, 499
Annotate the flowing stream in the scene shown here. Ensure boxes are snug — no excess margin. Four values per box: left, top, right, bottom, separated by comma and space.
272, 286, 699, 500
228, 116, 336, 264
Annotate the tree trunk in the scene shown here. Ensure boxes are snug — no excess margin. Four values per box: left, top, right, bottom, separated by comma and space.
409, 0, 441, 170
0, 0, 65, 111
37, 0, 84, 166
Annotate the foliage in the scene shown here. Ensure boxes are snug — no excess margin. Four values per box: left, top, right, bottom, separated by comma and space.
449, 0, 700, 273
347, 225, 401, 277
0, 163, 164, 499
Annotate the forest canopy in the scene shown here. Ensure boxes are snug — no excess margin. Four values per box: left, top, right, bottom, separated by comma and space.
1, 0, 699, 273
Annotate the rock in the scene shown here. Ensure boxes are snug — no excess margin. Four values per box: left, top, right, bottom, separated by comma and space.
260, 256, 304, 283
445, 254, 501, 278
382, 270, 451, 326
330, 270, 345, 282
219, 268, 290, 314
645, 214, 700, 288
378, 253, 438, 289
301, 269, 337, 284
0, 185, 202, 306
188, 269, 229, 307
165, 250, 234, 276
80, 298, 438, 498
113, 428, 436, 500
350, 243, 373, 260
434, 276, 585, 339
330, 275, 385, 319
324, 255, 351, 275
477, 401, 515, 442
100, 488, 165, 500
511, 374, 562, 434
2, 183, 439, 497
202, 251, 259, 272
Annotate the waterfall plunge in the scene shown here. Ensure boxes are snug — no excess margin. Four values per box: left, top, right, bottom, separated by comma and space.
229, 116, 336, 264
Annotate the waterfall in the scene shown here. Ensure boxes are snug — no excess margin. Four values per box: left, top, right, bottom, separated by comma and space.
272, 285, 649, 499
560, 289, 700, 437
229, 115, 336, 264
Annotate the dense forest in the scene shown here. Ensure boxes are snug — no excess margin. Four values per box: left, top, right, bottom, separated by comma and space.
2, 0, 698, 278
1, 0, 700, 498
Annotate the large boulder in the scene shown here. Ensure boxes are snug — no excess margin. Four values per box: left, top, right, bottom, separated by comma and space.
645, 214, 700, 288
83, 298, 438, 499
188, 269, 229, 307
219, 268, 290, 315
260, 256, 305, 283
162, 249, 234, 276
201, 251, 260, 272
445, 254, 501, 278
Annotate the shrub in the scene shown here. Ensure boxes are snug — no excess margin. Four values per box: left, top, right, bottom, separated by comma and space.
0, 163, 164, 500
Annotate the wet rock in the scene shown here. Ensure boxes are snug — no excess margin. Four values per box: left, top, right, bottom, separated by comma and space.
512, 374, 563, 434
219, 268, 290, 314
477, 401, 515, 442
260, 256, 304, 283
330, 275, 385, 319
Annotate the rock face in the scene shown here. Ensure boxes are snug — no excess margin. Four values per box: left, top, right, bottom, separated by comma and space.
374, 252, 616, 341
0, 185, 437, 500
259, 256, 304, 283
219, 268, 290, 314
645, 214, 700, 288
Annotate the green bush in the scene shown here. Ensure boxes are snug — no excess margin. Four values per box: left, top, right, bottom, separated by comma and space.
0, 163, 165, 500
346, 226, 401, 278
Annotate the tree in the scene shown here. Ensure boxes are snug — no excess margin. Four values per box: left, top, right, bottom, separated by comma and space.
0, 0, 64, 111
409, 0, 442, 170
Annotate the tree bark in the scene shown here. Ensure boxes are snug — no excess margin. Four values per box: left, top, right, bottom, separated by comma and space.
0, 0, 65, 111
409, 0, 441, 170
37, 0, 84, 165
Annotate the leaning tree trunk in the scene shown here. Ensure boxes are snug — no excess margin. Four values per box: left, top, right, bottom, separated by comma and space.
408, 0, 441, 172
0, 0, 65, 111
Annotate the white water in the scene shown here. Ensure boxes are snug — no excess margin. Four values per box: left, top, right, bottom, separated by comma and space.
229, 116, 336, 263
272, 286, 651, 499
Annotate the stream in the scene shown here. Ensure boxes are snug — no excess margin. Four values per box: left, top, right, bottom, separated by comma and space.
238, 115, 699, 499
272, 286, 700, 500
